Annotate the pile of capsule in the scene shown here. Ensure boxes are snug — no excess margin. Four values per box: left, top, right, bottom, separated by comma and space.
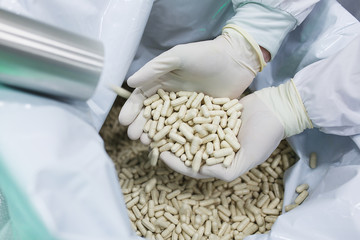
117, 140, 299, 240
143, 89, 242, 172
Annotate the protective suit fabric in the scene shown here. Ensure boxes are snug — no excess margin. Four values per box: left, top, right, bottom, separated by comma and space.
0, 0, 152, 239
246, 0, 360, 238
293, 35, 360, 136
227, 3, 298, 59
125, 0, 235, 79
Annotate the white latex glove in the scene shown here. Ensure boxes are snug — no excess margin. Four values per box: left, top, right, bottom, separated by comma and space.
161, 80, 313, 181
119, 25, 266, 141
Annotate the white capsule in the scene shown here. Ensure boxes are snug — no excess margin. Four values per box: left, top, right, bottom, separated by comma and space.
177, 123, 193, 141
177, 91, 193, 97
213, 148, 234, 158
183, 109, 198, 122
171, 96, 188, 107
224, 134, 240, 151
186, 92, 198, 108
202, 151, 209, 160
175, 146, 185, 157
143, 105, 152, 119
143, 119, 152, 133
206, 142, 214, 155
213, 135, 220, 151
171, 143, 182, 153
309, 152, 317, 169
144, 94, 160, 106
223, 99, 238, 110
170, 92, 177, 100
149, 147, 159, 166
148, 200, 155, 217
192, 149, 204, 172
295, 190, 309, 204
206, 157, 224, 165
267, 198, 280, 209
212, 116, 221, 127
285, 203, 298, 212
161, 99, 170, 117
142, 218, 156, 232
153, 104, 162, 120
224, 128, 240, 151
172, 119, 182, 130
190, 137, 202, 155
200, 105, 210, 118
212, 104, 221, 110
202, 123, 215, 133
220, 140, 231, 149
148, 120, 158, 138
180, 154, 187, 162
164, 212, 179, 225
262, 208, 279, 215
194, 125, 208, 138
202, 134, 217, 144
153, 126, 171, 141
166, 105, 173, 117
161, 223, 176, 238
157, 89, 169, 101
184, 142, 193, 160
166, 112, 179, 125
184, 160, 192, 167
178, 105, 187, 119
157, 117, 165, 131
227, 103, 243, 116
227, 118, 236, 129
232, 119, 242, 136
204, 96, 214, 110
212, 97, 230, 105
191, 93, 205, 108
169, 132, 186, 145
209, 110, 226, 117
151, 99, 163, 109
159, 142, 174, 152
296, 184, 309, 193
265, 166, 278, 178
220, 115, 228, 128
145, 178, 157, 193
223, 152, 235, 167
215, 126, 225, 140
193, 117, 212, 124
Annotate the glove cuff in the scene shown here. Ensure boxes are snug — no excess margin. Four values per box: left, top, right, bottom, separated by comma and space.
227, 3, 297, 60
255, 79, 313, 138
223, 24, 266, 72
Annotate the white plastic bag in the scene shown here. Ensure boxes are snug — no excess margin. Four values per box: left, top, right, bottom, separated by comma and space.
0, 0, 152, 239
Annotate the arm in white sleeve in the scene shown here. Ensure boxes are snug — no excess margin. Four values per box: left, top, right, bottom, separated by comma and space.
228, 0, 319, 59
293, 35, 360, 136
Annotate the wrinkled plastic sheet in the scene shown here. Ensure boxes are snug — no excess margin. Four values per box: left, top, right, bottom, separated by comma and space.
0, 0, 152, 239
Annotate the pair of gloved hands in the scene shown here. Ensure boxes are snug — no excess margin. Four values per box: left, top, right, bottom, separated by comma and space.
119, 25, 312, 182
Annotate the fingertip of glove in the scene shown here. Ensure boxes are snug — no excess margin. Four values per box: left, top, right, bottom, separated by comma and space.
118, 111, 131, 126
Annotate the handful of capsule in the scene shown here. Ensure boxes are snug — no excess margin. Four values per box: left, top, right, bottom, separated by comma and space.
143, 89, 243, 172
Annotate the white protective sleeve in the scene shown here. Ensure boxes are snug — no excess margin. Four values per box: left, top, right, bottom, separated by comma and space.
293, 35, 360, 137
228, 0, 319, 58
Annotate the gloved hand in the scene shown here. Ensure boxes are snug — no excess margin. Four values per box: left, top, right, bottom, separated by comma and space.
161, 80, 313, 181
119, 25, 266, 140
